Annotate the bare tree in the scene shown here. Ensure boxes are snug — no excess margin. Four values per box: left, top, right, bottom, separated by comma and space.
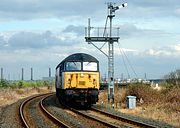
164, 69, 180, 87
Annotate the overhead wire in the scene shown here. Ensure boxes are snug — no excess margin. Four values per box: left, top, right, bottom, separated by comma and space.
117, 42, 138, 79
117, 42, 130, 79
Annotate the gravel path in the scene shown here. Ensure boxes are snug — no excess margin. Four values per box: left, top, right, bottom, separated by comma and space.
0, 99, 24, 128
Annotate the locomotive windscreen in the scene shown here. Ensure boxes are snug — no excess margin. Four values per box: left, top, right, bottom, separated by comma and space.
65, 61, 98, 71
66, 62, 81, 71
83, 62, 97, 71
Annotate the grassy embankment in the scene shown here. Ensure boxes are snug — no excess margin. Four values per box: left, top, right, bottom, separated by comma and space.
98, 83, 180, 127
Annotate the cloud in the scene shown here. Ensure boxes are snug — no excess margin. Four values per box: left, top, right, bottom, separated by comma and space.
117, 23, 169, 39
0, 30, 82, 50
174, 44, 180, 51
0, 0, 178, 21
0, 35, 6, 46
0, 0, 180, 80
8, 31, 58, 48
141, 44, 180, 57
0, 0, 103, 20
127, 0, 180, 18
62, 25, 84, 36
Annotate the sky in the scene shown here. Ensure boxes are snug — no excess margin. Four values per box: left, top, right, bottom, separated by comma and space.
0, 0, 180, 80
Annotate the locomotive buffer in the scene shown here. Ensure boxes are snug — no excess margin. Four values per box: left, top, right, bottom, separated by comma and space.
85, 2, 127, 107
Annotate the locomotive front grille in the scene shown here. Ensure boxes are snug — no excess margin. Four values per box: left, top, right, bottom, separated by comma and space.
79, 81, 85, 85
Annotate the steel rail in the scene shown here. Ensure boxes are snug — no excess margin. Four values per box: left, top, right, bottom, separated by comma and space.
20, 94, 48, 128
91, 107, 158, 128
19, 93, 70, 128
40, 94, 71, 128
64, 105, 119, 128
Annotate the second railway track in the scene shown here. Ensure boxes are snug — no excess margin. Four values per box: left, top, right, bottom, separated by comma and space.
64, 105, 158, 128
19, 93, 70, 128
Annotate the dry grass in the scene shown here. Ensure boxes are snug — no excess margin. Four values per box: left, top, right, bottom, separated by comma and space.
98, 85, 180, 127
0, 86, 55, 107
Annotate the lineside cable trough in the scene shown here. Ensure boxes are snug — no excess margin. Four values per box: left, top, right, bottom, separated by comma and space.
85, 2, 127, 108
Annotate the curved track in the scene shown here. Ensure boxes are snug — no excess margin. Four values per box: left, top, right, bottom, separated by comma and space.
40, 94, 70, 128
19, 93, 70, 128
19, 93, 158, 128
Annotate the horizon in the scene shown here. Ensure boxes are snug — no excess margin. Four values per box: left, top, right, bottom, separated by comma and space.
0, 0, 180, 80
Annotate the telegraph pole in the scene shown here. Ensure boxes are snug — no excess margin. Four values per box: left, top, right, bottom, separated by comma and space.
22, 68, 24, 80
49, 67, 51, 77
1, 68, 3, 80
85, 2, 127, 107
31, 68, 33, 81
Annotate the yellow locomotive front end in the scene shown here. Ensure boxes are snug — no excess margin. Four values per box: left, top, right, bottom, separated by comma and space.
63, 72, 100, 89
56, 53, 100, 107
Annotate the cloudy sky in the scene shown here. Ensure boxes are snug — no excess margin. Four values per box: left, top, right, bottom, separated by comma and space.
0, 0, 180, 80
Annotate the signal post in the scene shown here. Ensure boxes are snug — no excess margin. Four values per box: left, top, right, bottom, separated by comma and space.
85, 2, 127, 107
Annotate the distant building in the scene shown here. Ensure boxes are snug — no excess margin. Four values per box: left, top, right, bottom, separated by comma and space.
42, 77, 55, 81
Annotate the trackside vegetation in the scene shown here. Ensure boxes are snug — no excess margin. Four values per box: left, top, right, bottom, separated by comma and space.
98, 69, 180, 127
0, 79, 54, 89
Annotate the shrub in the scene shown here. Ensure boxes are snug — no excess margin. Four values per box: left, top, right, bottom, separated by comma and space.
164, 69, 180, 88
161, 87, 180, 112
125, 84, 161, 105
0, 79, 10, 88
18, 81, 23, 88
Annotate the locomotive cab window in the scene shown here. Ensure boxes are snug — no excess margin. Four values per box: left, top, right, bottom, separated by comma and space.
66, 62, 81, 71
83, 62, 98, 71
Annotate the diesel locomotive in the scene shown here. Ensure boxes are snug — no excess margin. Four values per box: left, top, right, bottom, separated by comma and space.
55, 53, 100, 107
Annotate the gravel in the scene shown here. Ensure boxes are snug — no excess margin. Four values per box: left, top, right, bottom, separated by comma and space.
0, 99, 24, 128
93, 104, 176, 128
43, 95, 107, 128
27, 96, 58, 128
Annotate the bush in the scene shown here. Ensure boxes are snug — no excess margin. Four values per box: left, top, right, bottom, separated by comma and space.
125, 84, 161, 105
18, 81, 23, 88
161, 87, 180, 112
0, 79, 10, 88
164, 69, 180, 88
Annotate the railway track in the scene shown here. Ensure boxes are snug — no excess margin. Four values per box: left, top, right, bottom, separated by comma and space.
19, 93, 70, 128
19, 93, 159, 128
91, 107, 158, 128
63, 104, 118, 128
64, 105, 157, 128
59, 97, 160, 128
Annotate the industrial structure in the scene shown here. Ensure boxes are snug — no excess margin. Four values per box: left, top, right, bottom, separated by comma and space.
85, 2, 127, 107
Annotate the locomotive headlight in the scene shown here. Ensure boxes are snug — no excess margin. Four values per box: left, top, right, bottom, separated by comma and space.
80, 73, 84, 77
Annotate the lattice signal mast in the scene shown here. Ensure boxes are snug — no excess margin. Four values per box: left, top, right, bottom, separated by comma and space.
85, 2, 127, 106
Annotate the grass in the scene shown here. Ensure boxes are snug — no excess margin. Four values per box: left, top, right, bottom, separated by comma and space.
98, 83, 180, 127
0, 80, 55, 107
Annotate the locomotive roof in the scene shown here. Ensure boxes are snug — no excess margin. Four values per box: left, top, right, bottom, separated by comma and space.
63, 53, 98, 62
56, 53, 98, 69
